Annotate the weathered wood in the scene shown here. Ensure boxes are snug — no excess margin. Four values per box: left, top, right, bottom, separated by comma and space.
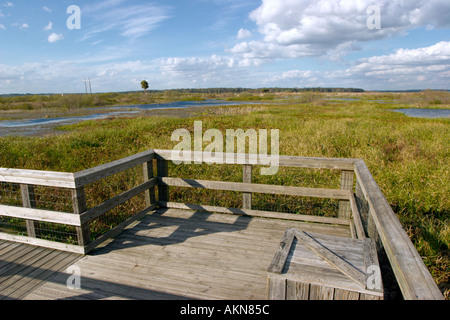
143, 161, 156, 208
0, 150, 442, 300
0, 248, 81, 300
24, 208, 347, 300
267, 229, 383, 300
349, 193, 366, 239
338, 171, 354, 218
0, 168, 76, 188
0, 232, 85, 254
79, 178, 157, 224
158, 201, 351, 226
73, 150, 155, 187
242, 164, 252, 209
153, 149, 357, 170
159, 177, 351, 200
72, 187, 90, 247
363, 238, 383, 293
349, 220, 356, 239
20, 184, 37, 238
267, 228, 295, 274
267, 277, 286, 300
312, 285, 334, 300
354, 160, 443, 300
293, 230, 366, 289
286, 280, 309, 300
334, 288, 360, 300
0, 204, 81, 226
157, 159, 169, 203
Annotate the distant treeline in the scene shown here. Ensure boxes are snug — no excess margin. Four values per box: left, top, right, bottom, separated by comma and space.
123, 87, 366, 94
1, 87, 366, 97
163, 87, 366, 94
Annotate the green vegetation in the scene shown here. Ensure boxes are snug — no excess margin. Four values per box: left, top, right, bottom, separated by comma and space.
140, 80, 149, 94
0, 90, 448, 298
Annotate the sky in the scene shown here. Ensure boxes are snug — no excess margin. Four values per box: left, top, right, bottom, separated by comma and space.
0, 0, 449, 94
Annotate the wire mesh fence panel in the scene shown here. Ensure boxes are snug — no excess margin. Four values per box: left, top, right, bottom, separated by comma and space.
252, 166, 341, 189
251, 193, 339, 217
89, 192, 146, 241
83, 164, 145, 210
0, 181, 77, 242
0, 182, 22, 207
32, 186, 73, 213
0, 216, 27, 236
170, 187, 242, 209
34, 221, 78, 244
167, 161, 243, 183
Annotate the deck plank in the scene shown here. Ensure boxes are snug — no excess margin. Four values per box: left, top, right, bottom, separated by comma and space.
18, 208, 350, 300
0, 243, 82, 300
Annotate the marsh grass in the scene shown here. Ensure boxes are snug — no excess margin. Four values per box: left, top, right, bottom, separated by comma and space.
0, 92, 448, 298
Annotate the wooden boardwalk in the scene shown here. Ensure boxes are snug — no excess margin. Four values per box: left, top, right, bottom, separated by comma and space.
2, 208, 351, 300
0, 240, 82, 300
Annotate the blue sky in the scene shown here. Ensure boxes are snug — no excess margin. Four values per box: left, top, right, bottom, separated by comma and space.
0, 0, 449, 94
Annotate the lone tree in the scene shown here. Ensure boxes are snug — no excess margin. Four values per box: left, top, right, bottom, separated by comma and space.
141, 80, 149, 94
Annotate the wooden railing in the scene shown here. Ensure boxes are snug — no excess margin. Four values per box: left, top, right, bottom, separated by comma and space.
0, 149, 444, 300
0, 150, 156, 254
353, 160, 444, 300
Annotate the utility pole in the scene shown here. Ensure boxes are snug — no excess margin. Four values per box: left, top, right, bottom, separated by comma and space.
83, 78, 88, 94
83, 77, 93, 94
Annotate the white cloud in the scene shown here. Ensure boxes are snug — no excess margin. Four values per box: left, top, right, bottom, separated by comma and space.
327, 41, 450, 89
271, 70, 316, 81
48, 33, 63, 43
229, 40, 316, 61
3, 2, 14, 7
0, 24, 5, 30
250, 0, 450, 45
19, 23, 29, 29
43, 6, 52, 13
80, 2, 172, 41
44, 21, 52, 31
237, 28, 252, 39
158, 54, 263, 87
232, 0, 450, 64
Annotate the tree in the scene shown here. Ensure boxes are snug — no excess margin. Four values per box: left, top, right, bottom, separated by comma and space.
141, 80, 149, 94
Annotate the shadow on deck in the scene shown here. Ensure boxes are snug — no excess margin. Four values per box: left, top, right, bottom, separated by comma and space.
1, 208, 350, 300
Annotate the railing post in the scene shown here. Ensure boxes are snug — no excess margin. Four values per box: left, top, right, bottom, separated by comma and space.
20, 184, 37, 238
157, 159, 169, 203
143, 160, 156, 208
339, 170, 354, 219
243, 164, 252, 209
72, 187, 90, 247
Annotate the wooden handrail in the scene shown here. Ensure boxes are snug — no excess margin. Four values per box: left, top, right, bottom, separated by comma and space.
354, 160, 444, 300
158, 177, 351, 200
0, 168, 76, 188
73, 149, 155, 187
153, 149, 357, 170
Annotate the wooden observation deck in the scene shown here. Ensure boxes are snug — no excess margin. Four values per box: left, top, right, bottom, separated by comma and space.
0, 150, 444, 300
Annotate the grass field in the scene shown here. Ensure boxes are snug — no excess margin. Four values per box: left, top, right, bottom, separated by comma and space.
0, 90, 448, 298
